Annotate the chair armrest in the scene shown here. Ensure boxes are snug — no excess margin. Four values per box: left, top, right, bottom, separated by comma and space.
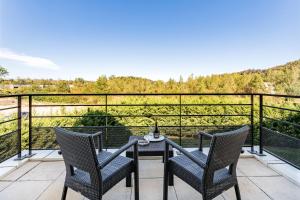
99, 139, 138, 169
91, 131, 102, 137
91, 131, 103, 152
58, 131, 104, 155
165, 138, 207, 169
199, 131, 213, 138
198, 131, 213, 151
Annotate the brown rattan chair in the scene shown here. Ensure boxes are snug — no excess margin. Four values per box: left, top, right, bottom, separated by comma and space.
55, 127, 139, 200
163, 126, 250, 200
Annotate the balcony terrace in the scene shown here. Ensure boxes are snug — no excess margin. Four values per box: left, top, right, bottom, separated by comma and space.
0, 149, 300, 200
0, 93, 300, 199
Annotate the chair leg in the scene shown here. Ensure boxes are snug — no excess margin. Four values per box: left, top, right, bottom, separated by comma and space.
126, 174, 132, 187
134, 170, 139, 200
61, 185, 68, 200
234, 184, 241, 200
133, 142, 139, 200
202, 193, 208, 200
163, 166, 169, 200
168, 172, 174, 186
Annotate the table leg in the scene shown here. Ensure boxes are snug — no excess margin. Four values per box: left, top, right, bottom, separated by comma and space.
168, 151, 174, 186
126, 152, 132, 187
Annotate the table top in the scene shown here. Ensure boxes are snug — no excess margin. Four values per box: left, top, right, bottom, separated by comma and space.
126, 135, 173, 154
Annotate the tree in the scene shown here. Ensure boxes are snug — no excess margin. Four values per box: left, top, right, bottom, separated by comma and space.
96, 75, 108, 92
74, 77, 85, 84
56, 81, 71, 93
246, 74, 265, 93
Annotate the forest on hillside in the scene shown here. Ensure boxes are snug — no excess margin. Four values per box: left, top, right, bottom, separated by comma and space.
1, 60, 300, 95
0, 60, 299, 165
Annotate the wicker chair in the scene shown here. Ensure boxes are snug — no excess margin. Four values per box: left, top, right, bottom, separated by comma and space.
55, 127, 139, 200
163, 126, 250, 200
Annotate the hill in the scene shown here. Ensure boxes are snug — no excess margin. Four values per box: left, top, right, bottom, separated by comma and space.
1, 59, 300, 95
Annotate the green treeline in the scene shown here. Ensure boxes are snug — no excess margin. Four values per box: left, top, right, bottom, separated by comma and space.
1, 60, 300, 95
0, 60, 300, 163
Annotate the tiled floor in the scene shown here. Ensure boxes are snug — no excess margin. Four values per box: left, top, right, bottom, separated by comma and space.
0, 157, 300, 200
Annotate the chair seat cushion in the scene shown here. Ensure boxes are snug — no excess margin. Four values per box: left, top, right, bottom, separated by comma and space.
70, 151, 133, 194
100, 152, 133, 193
97, 151, 114, 166
169, 150, 231, 192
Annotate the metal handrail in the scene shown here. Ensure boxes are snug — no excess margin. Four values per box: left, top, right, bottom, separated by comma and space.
26, 93, 255, 159
1, 92, 299, 97
0, 92, 299, 165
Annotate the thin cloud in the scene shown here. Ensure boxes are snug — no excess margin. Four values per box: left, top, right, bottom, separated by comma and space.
0, 48, 60, 70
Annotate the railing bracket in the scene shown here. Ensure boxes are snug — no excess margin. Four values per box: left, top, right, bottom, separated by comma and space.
255, 152, 266, 156
247, 150, 258, 154
14, 153, 35, 161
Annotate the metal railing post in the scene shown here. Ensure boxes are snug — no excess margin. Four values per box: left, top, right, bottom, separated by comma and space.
248, 94, 256, 154
199, 134, 203, 151
14, 95, 33, 160
179, 94, 182, 146
105, 94, 108, 149
28, 95, 32, 155
17, 95, 22, 159
259, 94, 264, 155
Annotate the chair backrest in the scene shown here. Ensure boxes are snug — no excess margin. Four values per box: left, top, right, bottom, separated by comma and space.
204, 126, 250, 186
55, 127, 101, 187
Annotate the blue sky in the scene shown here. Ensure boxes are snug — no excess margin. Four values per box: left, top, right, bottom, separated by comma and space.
0, 0, 300, 81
